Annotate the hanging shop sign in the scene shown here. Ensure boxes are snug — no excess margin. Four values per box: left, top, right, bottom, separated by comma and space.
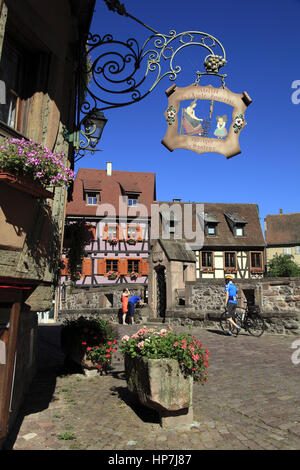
161, 83, 252, 159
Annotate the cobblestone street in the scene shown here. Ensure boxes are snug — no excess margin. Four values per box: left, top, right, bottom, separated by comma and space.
3, 323, 300, 451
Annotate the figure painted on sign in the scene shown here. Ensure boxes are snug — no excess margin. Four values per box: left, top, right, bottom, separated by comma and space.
181, 100, 203, 136
214, 115, 228, 139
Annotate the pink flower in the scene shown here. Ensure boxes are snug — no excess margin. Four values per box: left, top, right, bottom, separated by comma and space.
122, 335, 129, 342
174, 342, 179, 347
182, 343, 187, 350
137, 341, 144, 349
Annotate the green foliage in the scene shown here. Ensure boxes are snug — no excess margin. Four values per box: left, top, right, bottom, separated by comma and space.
65, 221, 92, 281
120, 326, 209, 384
267, 253, 300, 277
62, 316, 118, 373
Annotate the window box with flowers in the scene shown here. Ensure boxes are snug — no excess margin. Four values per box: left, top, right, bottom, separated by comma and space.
121, 326, 209, 428
251, 268, 264, 273
129, 271, 138, 281
201, 267, 215, 273
0, 138, 74, 197
107, 271, 118, 280
127, 238, 136, 246
224, 268, 237, 274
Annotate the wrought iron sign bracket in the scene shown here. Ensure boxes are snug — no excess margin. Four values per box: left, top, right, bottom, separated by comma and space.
72, 0, 230, 161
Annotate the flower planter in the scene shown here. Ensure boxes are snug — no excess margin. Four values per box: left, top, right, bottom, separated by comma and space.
124, 355, 193, 428
127, 239, 136, 246
0, 171, 53, 199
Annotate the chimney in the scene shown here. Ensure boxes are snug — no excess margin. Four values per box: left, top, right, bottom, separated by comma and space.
279, 209, 283, 214
106, 162, 112, 176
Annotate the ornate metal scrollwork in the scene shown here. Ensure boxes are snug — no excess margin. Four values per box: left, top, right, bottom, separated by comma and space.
74, 0, 227, 161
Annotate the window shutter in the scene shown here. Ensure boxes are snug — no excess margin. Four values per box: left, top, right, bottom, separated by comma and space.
103, 225, 108, 241
117, 225, 124, 240
139, 259, 149, 276
61, 258, 69, 276
81, 258, 92, 277
97, 259, 106, 275
136, 225, 143, 241
118, 259, 128, 275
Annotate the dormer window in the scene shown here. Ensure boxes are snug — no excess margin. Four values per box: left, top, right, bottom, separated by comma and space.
127, 194, 138, 207
235, 224, 244, 237
203, 213, 219, 237
86, 192, 100, 205
224, 212, 247, 237
207, 224, 216, 236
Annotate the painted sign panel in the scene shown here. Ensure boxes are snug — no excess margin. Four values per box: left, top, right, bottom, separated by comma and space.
162, 83, 252, 159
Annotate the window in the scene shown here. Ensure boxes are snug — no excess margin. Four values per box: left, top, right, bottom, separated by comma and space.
295, 246, 300, 255
106, 259, 119, 273
225, 252, 236, 268
0, 38, 27, 132
127, 194, 138, 207
284, 247, 292, 255
108, 226, 117, 239
127, 226, 137, 239
201, 251, 213, 268
235, 224, 244, 236
207, 224, 216, 236
128, 259, 139, 273
86, 192, 99, 205
251, 252, 262, 269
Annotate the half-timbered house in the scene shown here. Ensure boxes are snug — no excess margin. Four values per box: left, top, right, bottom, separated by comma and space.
153, 201, 265, 280
61, 164, 156, 289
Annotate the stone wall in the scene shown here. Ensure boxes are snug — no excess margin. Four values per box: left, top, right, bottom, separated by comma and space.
58, 283, 149, 324
182, 277, 300, 335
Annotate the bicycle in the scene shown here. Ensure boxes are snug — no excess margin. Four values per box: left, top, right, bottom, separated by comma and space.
219, 304, 266, 337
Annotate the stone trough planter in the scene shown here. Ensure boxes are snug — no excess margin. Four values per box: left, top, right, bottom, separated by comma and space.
124, 355, 193, 428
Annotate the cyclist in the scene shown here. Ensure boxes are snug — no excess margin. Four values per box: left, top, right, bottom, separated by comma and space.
224, 274, 241, 336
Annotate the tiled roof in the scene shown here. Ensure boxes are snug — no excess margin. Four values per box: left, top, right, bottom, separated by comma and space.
153, 202, 265, 247
265, 212, 300, 245
66, 168, 156, 216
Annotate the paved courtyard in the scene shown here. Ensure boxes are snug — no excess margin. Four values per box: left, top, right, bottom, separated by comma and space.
3, 323, 300, 451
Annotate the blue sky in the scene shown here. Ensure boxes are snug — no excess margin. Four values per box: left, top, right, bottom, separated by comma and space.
75, 0, 300, 233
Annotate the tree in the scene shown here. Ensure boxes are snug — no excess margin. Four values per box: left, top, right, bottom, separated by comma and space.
267, 253, 300, 277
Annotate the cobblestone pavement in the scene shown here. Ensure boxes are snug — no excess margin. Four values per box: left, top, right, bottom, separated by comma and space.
3, 323, 300, 451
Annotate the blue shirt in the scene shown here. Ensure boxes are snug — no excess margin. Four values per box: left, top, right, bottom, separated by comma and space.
225, 282, 237, 304
128, 296, 141, 305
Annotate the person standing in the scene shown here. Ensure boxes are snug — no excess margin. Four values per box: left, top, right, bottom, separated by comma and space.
128, 295, 145, 325
122, 288, 130, 325
224, 274, 241, 336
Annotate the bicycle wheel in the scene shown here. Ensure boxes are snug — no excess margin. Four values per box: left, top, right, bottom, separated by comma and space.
245, 313, 266, 337
219, 311, 231, 333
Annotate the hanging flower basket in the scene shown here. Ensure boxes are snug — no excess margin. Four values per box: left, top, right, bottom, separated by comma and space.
127, 238, 136, 245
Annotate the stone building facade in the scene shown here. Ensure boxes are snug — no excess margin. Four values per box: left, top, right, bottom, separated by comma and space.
0, 0, 95, 447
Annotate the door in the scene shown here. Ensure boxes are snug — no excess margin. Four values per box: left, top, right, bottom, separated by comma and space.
156, 267, 166, 319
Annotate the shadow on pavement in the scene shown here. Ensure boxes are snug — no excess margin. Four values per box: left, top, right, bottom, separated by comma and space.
114, 385, 160, 425
2, 325, 72, 449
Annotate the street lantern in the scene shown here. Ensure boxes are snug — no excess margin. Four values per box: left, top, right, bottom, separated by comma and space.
83, 111, 108, 148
